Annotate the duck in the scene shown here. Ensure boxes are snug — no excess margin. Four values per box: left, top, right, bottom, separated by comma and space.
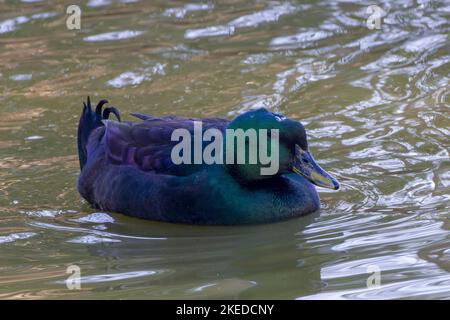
77, 97, 339, 225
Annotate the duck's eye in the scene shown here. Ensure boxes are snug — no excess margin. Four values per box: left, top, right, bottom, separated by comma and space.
303, 157, 310, 164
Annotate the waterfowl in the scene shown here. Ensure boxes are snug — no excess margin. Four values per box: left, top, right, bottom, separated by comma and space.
77, 97, 339, 225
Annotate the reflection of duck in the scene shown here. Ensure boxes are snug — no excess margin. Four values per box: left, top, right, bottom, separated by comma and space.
83, 214, 319, 299
77, 97, 339, 224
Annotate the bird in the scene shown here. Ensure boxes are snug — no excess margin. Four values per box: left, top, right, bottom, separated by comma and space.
77, 97, 339, 225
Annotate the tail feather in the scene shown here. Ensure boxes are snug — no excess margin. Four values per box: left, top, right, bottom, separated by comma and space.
77, 96, 120, 169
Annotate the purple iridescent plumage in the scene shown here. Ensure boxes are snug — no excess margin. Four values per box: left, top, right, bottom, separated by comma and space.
102, 116, 228, 175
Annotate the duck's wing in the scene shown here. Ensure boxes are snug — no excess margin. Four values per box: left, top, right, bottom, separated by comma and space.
130, 113, 183, 121
103, 116, 228, 176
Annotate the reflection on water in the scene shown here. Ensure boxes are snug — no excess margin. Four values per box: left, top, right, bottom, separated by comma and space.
83, 30, 144, 42
0, 0, 449, 299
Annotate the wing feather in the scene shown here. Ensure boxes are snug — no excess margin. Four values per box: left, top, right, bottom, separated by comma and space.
103, 115, 228, 175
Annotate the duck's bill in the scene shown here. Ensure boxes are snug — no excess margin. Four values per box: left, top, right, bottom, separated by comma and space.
292, 146, 340, 190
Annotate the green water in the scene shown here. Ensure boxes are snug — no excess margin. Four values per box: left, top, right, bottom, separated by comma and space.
0, 0, 449, 299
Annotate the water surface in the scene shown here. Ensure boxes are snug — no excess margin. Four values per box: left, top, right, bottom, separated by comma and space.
0, 0, 449, 299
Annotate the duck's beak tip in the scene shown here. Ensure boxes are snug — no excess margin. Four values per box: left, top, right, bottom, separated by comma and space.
292, 146, 340, 191
332, 179, 340, 190
309, 170, 340, 190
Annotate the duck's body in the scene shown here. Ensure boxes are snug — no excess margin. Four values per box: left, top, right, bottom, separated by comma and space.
77, 98, 338, 225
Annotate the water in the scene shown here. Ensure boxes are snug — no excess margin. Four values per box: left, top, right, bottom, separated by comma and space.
0, 0, 449, 299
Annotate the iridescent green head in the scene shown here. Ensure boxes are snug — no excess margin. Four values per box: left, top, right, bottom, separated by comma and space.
224, 108, 339, 190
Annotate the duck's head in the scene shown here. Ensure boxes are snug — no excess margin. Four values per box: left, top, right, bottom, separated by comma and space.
225, 108, 339, 190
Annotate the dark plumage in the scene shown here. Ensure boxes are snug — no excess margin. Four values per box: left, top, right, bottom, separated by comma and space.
77, 97, 339, 225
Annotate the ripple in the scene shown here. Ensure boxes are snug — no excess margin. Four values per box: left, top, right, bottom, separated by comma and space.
366, 158, 405, 171
361, 54, 408, 71
83, 30, 143, 42
154, 44, 207, 61
107, 71, 147, 87
72, 212, 115, 224
107, 63, 165, 88
241, 53, 273, 65
299, 275, 450, 300
24, 135, 43, 141
228, 3, 302, 28
185, 25, 235, 39
232, 56, 335, 114
185, 2, 303, 39
29, 221, 167, 241
24, 210, 62, 217
10, 74, 32, 81
87, 0, 111, 7
321, 253, 431, 280
67, 235, 121, 244
0, 12, 57, 34
332, 220, 444, 251
163, 3, 214, 19
0, 232, 37, 244
270, 30, 332, 49
186, 279, 257, 296
31, 12, 58, 20
402, 34, 448, 53
308, 122, 355, 139
87, 0, 137, 7
0, 16, 29, 34
56, 270, 159, 284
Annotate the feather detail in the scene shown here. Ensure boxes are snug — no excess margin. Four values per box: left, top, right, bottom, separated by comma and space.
102, 116, 228, 175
